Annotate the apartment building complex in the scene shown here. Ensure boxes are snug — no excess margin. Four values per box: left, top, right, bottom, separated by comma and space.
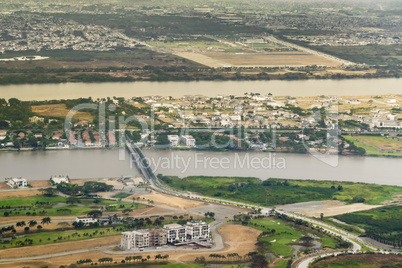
120, 221, 210, 250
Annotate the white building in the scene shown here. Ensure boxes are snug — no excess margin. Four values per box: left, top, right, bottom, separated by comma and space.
6, 178, 27, 188
168, 135, 180, 146
163, 223, 187, 243
121, 230, 150, 250
185, 221, 210, 240
181, 135, 196, 147
51, 176, 70, 184
75, 217, 97, 225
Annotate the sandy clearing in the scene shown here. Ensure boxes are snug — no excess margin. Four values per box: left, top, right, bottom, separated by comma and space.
278, 200, 383, 217
129, 191, 205, 210
29, 180, 51, 188
0, 189, 41, 198
0, 224, 261, 267
0, 182, 11, 190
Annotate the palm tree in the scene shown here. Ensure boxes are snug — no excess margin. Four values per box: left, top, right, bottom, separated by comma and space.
147, 255, 150, 262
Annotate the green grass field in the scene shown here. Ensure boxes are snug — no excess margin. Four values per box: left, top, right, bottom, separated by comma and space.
0, 195, 146, 217
1, 226, 123, 249
252, 218, 302, 257
311, 253, 402, 268
343, 135, 402, 157
112, 193, 132, 199
273, 259, 290, 268
334, 206, 402, 244
159, 175, 402, 206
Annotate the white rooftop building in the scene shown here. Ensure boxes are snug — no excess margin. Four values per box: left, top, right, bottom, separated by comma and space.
163, 223, 187, 243
185, 221, 210, 240
6, 178, 27, 188
121, 230, 150, 250
168, 135, 180, 146
51, 176, 70, 184
181, 135, 196, 147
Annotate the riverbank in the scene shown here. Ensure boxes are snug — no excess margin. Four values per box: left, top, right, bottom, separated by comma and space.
0, 68, 400, 86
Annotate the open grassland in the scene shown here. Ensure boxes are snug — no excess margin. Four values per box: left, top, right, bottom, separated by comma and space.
273, 259, 290, 268
159, 176, 402, 206
311, 254, 402, 268
0, 195, 147, 217
0, 226, 123, 249
250, 218, 339, 258
334, 206, 402, 242
32, 103, 94, 122
0, 49, 198, 70
343, 135, 402, 157
252, 219, 302, 257
175, 51, 341, 68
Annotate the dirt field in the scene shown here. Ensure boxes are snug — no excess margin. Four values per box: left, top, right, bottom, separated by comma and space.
129, 191, 205, 210
176, 51, 341, 68
0, 182, 10, 190
29, 180, 51, 188
32, 104, 94, 121
277, 200, 383, 217
0, 189, 41, 199
0, 224, 261, 267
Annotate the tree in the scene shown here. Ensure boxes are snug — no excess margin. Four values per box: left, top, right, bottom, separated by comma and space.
320, 213, 324, 220
66, 197, 80, 204
41, 217, 51, 225
87, 210, 102, 218
40, 188, 58, 197
24, 226, 30, 232
251, 254, 268, 268
37, 225, 43, 231
28, 220, 37, 227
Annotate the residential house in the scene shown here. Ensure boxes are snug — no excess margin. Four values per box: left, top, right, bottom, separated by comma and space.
6, 178, 28, 188
181, 135, 196, 147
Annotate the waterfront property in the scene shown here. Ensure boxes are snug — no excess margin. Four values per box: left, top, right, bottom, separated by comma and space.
120, 221, 211, 250
50, 176, 70, 185
6, 177, 27, 188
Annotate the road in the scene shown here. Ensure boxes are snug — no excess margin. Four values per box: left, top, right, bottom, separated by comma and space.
125, 137, 402, 268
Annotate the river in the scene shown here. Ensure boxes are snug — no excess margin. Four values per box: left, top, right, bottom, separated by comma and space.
0, 149, 401, 186
0, 78, 402, 100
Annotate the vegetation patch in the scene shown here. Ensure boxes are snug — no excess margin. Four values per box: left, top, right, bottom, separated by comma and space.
158, 175, 402, 206
334, 206, 402, 247
311, 253, 402, 268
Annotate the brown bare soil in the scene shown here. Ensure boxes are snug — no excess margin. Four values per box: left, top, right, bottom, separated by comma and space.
280, 200, 382, 218
0, 182, 10, 190
0, 189, 41, 199
29, 180, 51, 188
130, 191, 205, 210
32, 104, 94, 122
